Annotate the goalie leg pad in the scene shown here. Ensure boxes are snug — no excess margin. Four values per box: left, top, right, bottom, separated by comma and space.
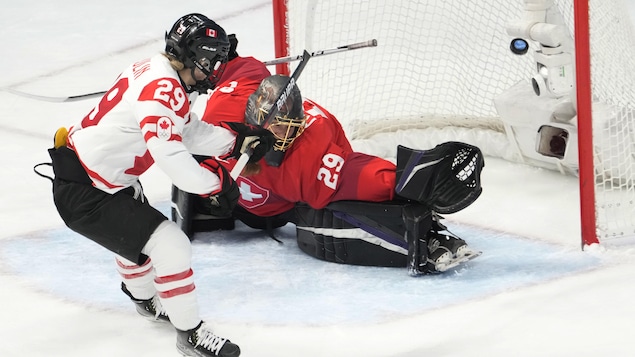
395, 142, 484, 214
171, 185, 235, 240
295, 202, 409, 267
294, 201, 433, 268
171, 185, 195, 239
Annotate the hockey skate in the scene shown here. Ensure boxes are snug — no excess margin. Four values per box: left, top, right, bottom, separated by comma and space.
425, 231, 481, 273
121, 283, 170, 323
176, 321, 241, 357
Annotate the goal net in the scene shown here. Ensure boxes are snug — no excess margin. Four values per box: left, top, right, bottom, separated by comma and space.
273, 0, 635, 245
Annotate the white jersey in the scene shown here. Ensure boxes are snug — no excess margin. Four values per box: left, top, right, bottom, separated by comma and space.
67, 54, 235, 195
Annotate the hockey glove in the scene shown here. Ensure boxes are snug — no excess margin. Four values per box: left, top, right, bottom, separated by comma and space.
199, 158, 240, 217
395, 142, 484, 214
221, 121, 275, 163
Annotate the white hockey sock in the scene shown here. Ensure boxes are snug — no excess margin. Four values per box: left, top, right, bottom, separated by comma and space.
142, 220, 200, 330
115, 256, 156, 300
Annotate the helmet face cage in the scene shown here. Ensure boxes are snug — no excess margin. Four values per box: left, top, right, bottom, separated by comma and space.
165, 13, 230, 93
191, 54, 228, 94
246, 75, 306, 152
258, 108, 305, 152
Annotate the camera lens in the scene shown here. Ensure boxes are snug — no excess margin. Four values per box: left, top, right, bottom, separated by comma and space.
510, 38, 529, 55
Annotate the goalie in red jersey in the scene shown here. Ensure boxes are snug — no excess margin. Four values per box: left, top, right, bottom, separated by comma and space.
172, 36, 485, 275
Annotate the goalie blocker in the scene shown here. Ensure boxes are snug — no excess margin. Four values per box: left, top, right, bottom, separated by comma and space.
171, 142, 484, 275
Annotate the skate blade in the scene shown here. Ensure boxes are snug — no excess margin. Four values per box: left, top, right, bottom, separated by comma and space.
436, 250, 482, 272
137, 312, 171, 324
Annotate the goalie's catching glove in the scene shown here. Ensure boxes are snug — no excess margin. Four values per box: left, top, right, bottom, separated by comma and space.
199, 158, 240, 217
395, 142, 484, 214
221, 121, 275, 163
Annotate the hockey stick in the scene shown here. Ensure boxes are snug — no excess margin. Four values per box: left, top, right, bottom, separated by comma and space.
262, 39, 377, 66
4, 40, 376, 103
230, 147, 253, 179
2, 87, 108, 103
263, 50, 311, 128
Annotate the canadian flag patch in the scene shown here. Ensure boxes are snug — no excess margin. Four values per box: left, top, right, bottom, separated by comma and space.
206, 29, 217, 37
157, 117, 172, 140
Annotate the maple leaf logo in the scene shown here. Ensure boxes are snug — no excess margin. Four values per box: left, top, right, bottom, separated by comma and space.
157, 117, 172, 140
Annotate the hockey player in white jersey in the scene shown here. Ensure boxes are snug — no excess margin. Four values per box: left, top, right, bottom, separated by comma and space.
43, 13, 274, 357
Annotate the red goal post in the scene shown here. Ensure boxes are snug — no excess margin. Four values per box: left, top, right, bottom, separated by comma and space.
572, 0, 597, 247
272, 0, 635, 248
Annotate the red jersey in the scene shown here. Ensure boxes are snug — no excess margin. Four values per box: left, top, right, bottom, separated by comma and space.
203, 56, 271, 123
201, 57, 396, 216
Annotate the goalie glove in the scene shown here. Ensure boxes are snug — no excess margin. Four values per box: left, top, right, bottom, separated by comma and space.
395, 142, 484, 214
221, 121, 275, 163
199, 158, 240, 217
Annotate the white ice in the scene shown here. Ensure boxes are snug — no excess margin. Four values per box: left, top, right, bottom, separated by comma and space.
1, 1, 635, 357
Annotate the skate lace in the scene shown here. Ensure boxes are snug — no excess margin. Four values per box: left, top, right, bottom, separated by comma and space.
195, 323, 227, 354
150, 296, 168, 319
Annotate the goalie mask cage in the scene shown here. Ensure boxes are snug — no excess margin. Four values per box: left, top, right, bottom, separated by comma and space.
272, 0, 635, 248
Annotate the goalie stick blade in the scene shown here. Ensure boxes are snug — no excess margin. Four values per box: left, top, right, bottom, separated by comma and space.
4, 88, 106, 102
433, 250, 482, 272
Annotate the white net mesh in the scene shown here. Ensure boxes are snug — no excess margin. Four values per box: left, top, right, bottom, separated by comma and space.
282, 0, 635, 240
286, 0, 534, 137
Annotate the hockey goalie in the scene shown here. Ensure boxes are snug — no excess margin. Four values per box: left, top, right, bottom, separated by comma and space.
173, 43, 484, 275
